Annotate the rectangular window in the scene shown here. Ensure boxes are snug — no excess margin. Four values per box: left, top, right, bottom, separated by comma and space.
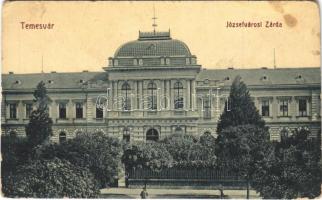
261, 100, 270, 117
123, 98, 131, 111
59, 103, 67, 119
174, 97, 184, 109
148, 96, 157, 110
9, 103, 17, 119
165, 58, 170, 65
203, 98, 211, 119
160, 58, 165, 65
25, 104, 33, 118
139, 59, 143, 66
279, 100, 288, 117
299, 99, 307, 117
96, 105, 103, 119
75, 103, 83, 119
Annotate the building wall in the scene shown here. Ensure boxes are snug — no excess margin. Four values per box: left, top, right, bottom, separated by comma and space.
2, 72, 320, 143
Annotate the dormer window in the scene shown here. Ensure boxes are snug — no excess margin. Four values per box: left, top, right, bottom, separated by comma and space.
15, 80, 21, 84
261, 75, 268, 81
48, 80, 54, 84
139, 59, 143, 66
79, 79, 84, 83
114, 59, 118, 66
186, 58, 190, 65
133, 59, 138, 66
296, 74, 303, 79
224, 77, 230, 81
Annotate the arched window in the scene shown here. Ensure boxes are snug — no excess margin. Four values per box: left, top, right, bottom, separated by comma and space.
121, 82, 131, 111
174, 81, 184, 109
146, 128, 159, 142
123, 128, 130, 142
9, 131, 17, 139
147, 82, 157, 110
59, 132, 67, 143
174, 127, 183, 134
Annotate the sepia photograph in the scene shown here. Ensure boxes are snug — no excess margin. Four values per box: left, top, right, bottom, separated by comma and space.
1, 0, 321, 199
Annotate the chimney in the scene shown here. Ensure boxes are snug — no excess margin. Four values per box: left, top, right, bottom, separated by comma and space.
9, 71, 14, 74
51, 71, 57, 73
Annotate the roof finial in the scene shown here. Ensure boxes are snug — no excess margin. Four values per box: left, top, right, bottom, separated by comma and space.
152, 4, 157, 33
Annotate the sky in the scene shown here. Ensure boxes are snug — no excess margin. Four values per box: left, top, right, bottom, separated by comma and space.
2, 1, 320, 74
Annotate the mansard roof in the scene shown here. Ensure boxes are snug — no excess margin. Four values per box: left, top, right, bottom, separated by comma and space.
2, 71, 105, 90
2, 67, 320, 91
196, 67, 321, 86
114, 31, 192, 57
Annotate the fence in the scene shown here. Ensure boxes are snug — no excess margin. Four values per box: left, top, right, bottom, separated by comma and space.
129, 168, 242, 180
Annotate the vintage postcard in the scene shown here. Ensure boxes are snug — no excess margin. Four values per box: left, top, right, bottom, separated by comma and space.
1, 0, 321, 199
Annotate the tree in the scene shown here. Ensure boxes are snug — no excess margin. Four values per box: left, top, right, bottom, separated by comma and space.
122, 141, 173, 172
216, 76, 265, 133
26, 81, 53, 146
2, 158, 99, 198
215, 125, 272, 175
252, 128, 321, 199
34, 132, 122, 188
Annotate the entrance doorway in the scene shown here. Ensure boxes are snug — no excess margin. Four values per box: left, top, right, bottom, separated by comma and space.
146, 128, 159, 141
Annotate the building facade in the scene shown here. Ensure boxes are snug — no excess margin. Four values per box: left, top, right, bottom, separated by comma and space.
2, 31, 321, 143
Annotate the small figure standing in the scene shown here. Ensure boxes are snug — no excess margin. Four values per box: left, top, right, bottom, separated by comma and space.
140, 187, 148, 199
125, 173, 129, 188
219, 184, 224, 199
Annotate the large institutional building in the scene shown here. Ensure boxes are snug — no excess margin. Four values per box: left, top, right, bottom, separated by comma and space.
2, 30, 321, 143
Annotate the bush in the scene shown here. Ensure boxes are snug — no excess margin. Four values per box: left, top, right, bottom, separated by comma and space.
1, 135, 31, 174
33, 132, 122, 188
2, 157, 99, 198
161, 133, 217, 168
122, 141, 173, 171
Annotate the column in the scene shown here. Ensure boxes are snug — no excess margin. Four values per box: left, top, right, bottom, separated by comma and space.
18, 101, 23, 123
168, 80, 172, 110
109, 81, 114, 111
271, 97, 277, 119
186, 80, 191, 111
138, 81, 142, 110
215, 87, 220, 119
289, 97, 296, 119
311, 92, 320, 120
115, 81, 119, 110
86, 97, 93, 122
192, 80, 197, 111
157, 80, 162, 111
67, 100, 73, 119
1, 97, 6, 123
